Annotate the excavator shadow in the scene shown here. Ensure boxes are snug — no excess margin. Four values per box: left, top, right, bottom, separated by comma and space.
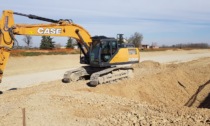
198, 93, 210, 109
0, 88, 18, 95
82, 76, 97, 87
86, 82, 96, 87
8, 88, 18, 91
184, 80, 210, 108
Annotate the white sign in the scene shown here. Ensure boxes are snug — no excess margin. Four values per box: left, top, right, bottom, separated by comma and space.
37, 28, 62, 34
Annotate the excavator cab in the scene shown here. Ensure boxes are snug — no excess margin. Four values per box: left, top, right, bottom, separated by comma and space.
89, 36, 119, 67
88, 35, 139, 69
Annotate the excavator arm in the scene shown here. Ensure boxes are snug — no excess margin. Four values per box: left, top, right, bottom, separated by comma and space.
0, 10, 93, 82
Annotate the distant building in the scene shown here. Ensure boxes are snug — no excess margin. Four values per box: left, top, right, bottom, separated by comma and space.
141, 44, 150, 49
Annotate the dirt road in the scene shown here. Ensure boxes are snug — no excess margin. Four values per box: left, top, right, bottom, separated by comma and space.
0, 55, 83, 91
0, 49, 210, 125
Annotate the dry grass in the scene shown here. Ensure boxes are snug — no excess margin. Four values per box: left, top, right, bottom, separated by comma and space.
10, 48, 80, 57
140, 47, 209, 52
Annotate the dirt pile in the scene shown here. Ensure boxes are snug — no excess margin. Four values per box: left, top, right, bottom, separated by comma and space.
0, 57, 210, 125
86, 58, 210, 108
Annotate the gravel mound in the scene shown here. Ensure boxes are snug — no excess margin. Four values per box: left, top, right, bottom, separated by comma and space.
0, 57, 210, 125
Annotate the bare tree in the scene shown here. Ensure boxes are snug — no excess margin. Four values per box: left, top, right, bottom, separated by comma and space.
22, 35, 32, 48
128, 32, 143, 48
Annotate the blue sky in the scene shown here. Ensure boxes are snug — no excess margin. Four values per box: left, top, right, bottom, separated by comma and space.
1, 0, 210, 47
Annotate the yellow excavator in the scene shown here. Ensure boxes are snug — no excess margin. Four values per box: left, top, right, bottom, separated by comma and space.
0, 10, 140, 86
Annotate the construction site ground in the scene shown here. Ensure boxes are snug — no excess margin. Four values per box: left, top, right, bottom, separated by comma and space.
0, 49, 210, 126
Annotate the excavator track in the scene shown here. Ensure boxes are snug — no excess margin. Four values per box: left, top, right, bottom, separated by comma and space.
62, 67, 89, 83
90, 66, 133, 86
62, 66, 134, 86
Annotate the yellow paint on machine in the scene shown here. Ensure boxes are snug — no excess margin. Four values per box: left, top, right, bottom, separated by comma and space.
110, 48, 140, 63
0, 10, 14, 81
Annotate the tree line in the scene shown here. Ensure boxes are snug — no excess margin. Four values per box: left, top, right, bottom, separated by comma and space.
162, 43, 209, 49
22, 34, 210, 50
22, 32, 144, 49
22, 35, 75, 49
40, 36, 75, 49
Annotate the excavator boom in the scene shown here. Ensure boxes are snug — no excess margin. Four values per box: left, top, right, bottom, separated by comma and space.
0, 10, 92, 82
